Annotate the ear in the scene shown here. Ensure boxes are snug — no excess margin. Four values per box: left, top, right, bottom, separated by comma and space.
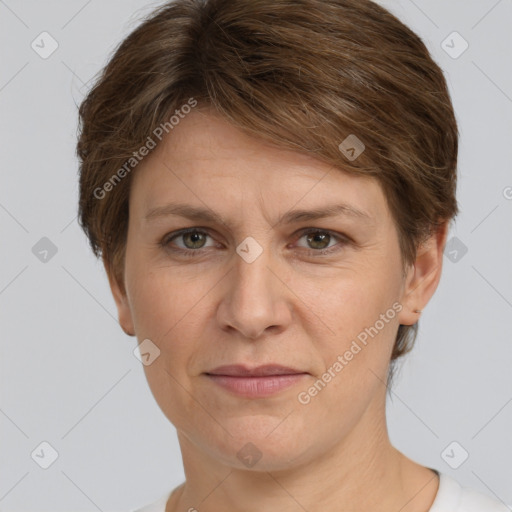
397, 222, 449, 326
103, 257, 135, 337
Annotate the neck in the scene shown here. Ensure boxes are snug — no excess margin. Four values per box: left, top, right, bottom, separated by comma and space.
168, 390, 439, 512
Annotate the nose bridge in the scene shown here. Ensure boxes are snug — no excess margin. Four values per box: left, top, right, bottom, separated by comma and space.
217, 233, 289, 339
235, 236, 272, 297
233, 234, 274, 312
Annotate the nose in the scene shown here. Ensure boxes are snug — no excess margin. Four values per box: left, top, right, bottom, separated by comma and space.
216, 241, 292, 340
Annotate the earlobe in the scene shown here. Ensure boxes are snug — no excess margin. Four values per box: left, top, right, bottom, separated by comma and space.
103, 257, 135, 337
398, 222, 449, 326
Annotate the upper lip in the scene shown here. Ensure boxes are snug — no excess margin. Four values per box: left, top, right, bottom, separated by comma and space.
206, 364, 307, 377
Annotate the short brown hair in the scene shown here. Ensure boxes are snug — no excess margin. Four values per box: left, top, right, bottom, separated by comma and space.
77, 0, 458, 372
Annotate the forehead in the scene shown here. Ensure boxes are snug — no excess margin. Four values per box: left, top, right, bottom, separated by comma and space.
130, 109, 390, 225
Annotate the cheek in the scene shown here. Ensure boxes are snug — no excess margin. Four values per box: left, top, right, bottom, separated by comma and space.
126, 260, 212, 339
125, 263, 227, 380
292, 275, 399, 433
295, 262, 401, 344
126, 268, 214, 426
293, 262, 402, 401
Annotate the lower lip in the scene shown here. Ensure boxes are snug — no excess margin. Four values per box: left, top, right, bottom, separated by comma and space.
206, 374, 308, 398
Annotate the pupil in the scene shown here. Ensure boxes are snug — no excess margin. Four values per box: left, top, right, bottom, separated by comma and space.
308, 232, 329, 249
186, 232, 205, 248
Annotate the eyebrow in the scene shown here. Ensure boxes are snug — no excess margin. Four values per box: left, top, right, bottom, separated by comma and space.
144, 202, 373, 227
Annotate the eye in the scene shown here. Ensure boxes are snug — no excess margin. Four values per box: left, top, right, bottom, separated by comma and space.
177, 230, 210, 249
162, 228, 217, 253
294, 228, 349, 255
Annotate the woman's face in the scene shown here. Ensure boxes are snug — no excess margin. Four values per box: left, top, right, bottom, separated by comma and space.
111, 109, 430, 471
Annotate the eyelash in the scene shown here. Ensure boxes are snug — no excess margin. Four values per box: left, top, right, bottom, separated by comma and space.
160, 227, 350, 258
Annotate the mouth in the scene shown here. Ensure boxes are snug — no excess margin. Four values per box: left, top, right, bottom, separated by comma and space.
204, 364, 309, 398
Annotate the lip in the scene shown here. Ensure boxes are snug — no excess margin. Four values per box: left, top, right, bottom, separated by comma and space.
205, 365, 309, 398
207, 364, 305, 377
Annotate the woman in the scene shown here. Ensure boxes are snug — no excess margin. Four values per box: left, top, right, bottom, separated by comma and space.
76, 0, 509, 511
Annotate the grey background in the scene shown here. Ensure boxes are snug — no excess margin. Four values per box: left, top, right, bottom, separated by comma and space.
1, 0, 511, 510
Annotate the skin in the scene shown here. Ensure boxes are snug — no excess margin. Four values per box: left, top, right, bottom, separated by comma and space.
106, 109, 448, 512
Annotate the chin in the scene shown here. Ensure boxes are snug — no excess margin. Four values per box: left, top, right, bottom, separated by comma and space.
199, 415, 319, 472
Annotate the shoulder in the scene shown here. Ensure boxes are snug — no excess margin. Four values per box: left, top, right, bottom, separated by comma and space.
430, 472, 510, 512
131, 490, 172, 512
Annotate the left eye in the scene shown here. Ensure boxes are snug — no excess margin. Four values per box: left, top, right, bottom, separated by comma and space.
295, 229, 340, 251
